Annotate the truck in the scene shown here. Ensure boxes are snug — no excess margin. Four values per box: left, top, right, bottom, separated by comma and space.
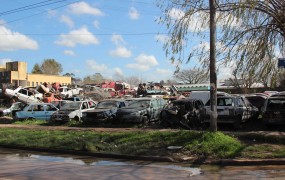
59, 86, 84, 98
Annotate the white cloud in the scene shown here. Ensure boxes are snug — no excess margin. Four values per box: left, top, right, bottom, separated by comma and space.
85, 60, 108, 72
111, 34, 126, 45
113, 67, 123, 76
63, 50, 75, 56
126, 63, 150, 71
0, 58, 12, 65
156, 68, 172, 75
0, 26, 38, 51
109, 46, 132, 58
55, 27, 99, 47
128, 7, 139, 20
135, 54, 158, 66
126, 53, 159, 71
93, 20, 100, 29
155, 34, 170, 43
69, 2, 104, 16
60, 15, 74, 28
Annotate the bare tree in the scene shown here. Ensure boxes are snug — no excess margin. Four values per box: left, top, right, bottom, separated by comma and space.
124, 76, 142, 87
174, 67, 209, 84
40, 59, 63, 75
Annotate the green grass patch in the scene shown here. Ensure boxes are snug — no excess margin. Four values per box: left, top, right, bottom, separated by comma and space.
0, 128, 244, 159
183, 132, 243, 158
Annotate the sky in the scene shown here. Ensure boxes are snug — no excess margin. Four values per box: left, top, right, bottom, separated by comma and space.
0, 0, 233, 83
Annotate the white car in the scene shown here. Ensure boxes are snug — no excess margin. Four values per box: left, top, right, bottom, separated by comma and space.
59, 86, 84, 98
51, 100, 97, 122
0, 102, 25, 117
4, 86, 43, 104
14, 103, 58, 121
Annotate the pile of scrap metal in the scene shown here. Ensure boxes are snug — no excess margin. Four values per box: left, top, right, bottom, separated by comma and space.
1, 82, 62, 105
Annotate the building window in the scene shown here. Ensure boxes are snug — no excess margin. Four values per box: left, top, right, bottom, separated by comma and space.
32, 82, 34, 87
27, 82, 30, 86
36, 82, 38, 86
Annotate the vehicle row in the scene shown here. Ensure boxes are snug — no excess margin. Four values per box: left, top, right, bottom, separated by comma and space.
1, 92, 284, 130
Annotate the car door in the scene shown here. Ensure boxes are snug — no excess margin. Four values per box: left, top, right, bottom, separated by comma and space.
44, 104, 58, 120
237, 97, 250, 120
33, 104, 46, 120
151, 99, 160, 120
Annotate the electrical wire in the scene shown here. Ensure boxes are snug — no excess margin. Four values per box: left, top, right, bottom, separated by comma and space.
0, 0, 71, 16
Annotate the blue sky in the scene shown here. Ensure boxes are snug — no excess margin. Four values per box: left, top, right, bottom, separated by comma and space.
0, 0, 236, 82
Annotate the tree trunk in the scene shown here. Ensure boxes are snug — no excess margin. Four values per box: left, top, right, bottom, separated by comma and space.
209, 0, 217, 132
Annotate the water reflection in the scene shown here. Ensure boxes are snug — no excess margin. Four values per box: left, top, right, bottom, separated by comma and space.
0, 148, 285, 180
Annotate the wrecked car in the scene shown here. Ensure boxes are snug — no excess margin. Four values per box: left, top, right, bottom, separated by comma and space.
160, 99, 206, 129
3, 86, 43, 104
81, 99, 127, 124
261, 96, 285, 126
13, 103, 58, 121
51, 100, 97, 122
116, 98, 167, 124
204, 95, 258, 129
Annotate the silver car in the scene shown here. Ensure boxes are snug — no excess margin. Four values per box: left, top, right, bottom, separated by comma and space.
204, 96, 258, 129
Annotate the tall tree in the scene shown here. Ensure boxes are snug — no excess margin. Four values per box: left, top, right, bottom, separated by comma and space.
157, 0, 285, 131
174, 67, 209, 84
40, 59, 63, 75
31, 63, 42, 74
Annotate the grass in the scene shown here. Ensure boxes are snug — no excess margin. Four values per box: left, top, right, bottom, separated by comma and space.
1, 119, 285, 161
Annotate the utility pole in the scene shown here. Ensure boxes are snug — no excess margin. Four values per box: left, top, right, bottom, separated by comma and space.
209, 0, 218, 131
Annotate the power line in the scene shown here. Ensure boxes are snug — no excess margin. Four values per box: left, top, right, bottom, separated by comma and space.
0, 32, 168, 36
0, 0, 70, 16
0, 0, 80, 26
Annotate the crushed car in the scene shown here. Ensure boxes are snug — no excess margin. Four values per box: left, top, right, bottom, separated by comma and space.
116, 98, 167, 124
160, 99, 206, 129
3, 86, 43, 104
51, 100, 97, 122
0, 102, 25, 117
81, 99, 127, 124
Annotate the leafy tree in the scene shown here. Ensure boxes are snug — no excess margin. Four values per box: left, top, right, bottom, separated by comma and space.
157, 0, 285, 131
174, 67, 209, 84
40, 59, 63, 75
31, 63, 42, 74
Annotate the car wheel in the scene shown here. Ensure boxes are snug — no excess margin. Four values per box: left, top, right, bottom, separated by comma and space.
74, 116, 80, 121
141, 116, 149, 125
233, 115, 242, 130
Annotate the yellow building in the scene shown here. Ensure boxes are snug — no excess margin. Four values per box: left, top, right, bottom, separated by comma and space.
0, 61, 71, 87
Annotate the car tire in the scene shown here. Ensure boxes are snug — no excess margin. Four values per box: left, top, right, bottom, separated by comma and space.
74, 116, 80, 121
233, 115, 242, 130
141, 116, 149, 125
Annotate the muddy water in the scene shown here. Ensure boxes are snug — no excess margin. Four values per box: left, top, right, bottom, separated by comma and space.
0, 148, 284, 180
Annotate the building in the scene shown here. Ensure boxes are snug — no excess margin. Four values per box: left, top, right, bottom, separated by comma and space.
0, 61, 71, 88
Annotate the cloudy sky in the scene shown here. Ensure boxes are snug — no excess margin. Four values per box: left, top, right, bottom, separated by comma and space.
0, 0, 232, 82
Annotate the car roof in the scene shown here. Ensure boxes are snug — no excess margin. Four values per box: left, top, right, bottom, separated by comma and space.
99, 99, 126, 102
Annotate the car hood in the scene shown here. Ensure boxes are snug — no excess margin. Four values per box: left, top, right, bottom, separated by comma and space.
118, 107, 146, 113
86, 108, 113, 113
55, 110, 75, 115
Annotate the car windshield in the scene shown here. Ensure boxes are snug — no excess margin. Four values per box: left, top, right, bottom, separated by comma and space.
267, 99, 285, 109
128, 100, 150, 108
60, 102, 81, 110
96, 101, 117, 109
